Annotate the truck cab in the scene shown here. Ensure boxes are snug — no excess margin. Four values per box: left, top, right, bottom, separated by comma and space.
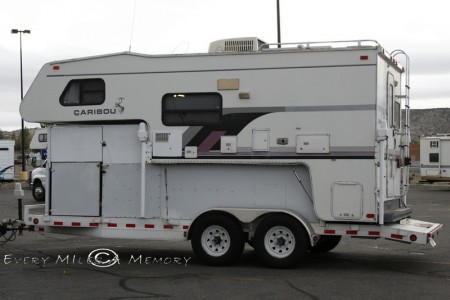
30, 160, 46, 202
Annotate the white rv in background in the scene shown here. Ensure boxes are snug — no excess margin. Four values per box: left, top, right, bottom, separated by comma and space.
0, 140, 15, 181
29, 128, 48, 167
420, 134, 450, 182
13, 38, 442, 268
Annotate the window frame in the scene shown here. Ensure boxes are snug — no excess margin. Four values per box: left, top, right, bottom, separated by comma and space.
161, 93, 223, 126
59, 78, 106, 106
430, 141, 439, 148
429, 153, 439, 163
38, 133, 47, 143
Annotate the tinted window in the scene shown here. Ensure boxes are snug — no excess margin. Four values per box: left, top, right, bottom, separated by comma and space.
60, 79, 105, 106
429, 153, 439, 163
162, 93, 222, 126
38, 133, 47, 143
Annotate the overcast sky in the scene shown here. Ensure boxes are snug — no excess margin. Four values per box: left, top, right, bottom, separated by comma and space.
1, 0, 449, 131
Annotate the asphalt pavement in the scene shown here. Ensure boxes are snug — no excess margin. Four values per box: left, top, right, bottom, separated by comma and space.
0, 184, 449, 300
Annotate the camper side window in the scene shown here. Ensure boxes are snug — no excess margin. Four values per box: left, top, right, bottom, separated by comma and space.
430, 141, 439, 148
162, 93, 222, 126
38, 134, 47, 143
60, 79, 105, 106
429, 153, 439, 163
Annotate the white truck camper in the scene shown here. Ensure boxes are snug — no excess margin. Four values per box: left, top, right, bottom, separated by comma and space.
420, 134, 450, 182
9, 38, 443, 268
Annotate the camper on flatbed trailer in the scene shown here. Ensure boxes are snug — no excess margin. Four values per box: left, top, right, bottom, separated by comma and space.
3, 38, 442, 268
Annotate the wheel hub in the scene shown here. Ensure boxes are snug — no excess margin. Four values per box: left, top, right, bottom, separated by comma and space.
264, 226, 296, 258
201, 225, 231, 257
275, 235, 286, 246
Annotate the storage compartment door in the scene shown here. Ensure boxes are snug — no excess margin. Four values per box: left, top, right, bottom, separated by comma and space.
331, 181, 363, 220
51, 162, 101, 216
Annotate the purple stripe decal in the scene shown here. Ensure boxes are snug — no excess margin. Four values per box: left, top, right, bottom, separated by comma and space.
198, 131, 226, 152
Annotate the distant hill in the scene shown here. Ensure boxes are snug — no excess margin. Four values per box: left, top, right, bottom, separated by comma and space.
408, 108, 450, 143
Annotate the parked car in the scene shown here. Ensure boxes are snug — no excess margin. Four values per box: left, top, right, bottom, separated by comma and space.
30, 161, 46, 202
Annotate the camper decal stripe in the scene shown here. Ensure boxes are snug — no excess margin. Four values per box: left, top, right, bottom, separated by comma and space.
46, 63, 375, 77
198, 131, 226, 152
186, 112, 267, 150
185, 105, 375, 149
421, 165, 450, 168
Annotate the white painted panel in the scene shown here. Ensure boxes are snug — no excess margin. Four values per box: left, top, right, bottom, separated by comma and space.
296, 134, 330, 154
51, 162, 100, 216
50, 126, 102, 162
102, 125, 140, 164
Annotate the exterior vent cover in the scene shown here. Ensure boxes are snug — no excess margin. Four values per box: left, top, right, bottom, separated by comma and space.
155, 132, 169, 142
209, 37, 266, 53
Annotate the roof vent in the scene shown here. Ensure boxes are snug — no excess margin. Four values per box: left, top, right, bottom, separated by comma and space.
209, 37, 266, 53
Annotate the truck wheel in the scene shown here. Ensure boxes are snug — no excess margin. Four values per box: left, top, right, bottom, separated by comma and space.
254, 214, 308, 268
32, 182, 45, 202
310, 235, 341, 253
191, 214, 245, 266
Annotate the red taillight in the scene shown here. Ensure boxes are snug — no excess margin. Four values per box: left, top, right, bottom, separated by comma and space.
410, 235, 417, 242
52, 65, 60, 70
391, 234, 403, 240
360, 55, 369, 60
366, 214, 375, 219
33, 218, 39, 225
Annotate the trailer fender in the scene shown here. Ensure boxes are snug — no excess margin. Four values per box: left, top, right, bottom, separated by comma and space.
189, 208, 317, 246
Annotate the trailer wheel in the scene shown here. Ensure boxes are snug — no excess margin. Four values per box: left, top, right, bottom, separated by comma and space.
191, 214, 245, 266
32, 182, 45, 202
254, 214, 308, 268
310, 235, 342, 253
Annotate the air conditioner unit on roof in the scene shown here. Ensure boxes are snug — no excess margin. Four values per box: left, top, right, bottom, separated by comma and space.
208, 37, 266, 53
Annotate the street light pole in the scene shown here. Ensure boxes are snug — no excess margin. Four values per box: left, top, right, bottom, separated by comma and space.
276, 0, 281, 48
11, 29, 31, 177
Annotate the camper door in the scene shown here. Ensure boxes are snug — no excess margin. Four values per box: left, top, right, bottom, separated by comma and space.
49, 126, 103, 216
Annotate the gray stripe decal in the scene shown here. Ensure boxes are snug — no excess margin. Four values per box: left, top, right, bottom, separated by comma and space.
223, 104, 375, 114
421, 165, 450, 168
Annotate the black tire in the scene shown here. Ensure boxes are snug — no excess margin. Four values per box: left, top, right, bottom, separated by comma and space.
191, 213, 245, 266
32, 181, 45, 202
254, 214, 309, 268
310, 235, 342, 253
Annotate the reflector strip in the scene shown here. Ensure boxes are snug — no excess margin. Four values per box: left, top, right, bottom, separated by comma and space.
360, 55, 369, 60
72, 222, 81, 227
54, 221, 63, 226
108, 223, 117, 228
126, 224, 136, 228
183, 225, 189, 230
145, 224, 155, 229
38, 227, 44, 232
368, 231, 380, 236
346, 230, 358, 235
53, 65, 60, 70
164, 225, 173, 229
366, 214, 375, 219
391, 234, 403, 240
89, 223, 99, 227
324, 230, 335, 234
